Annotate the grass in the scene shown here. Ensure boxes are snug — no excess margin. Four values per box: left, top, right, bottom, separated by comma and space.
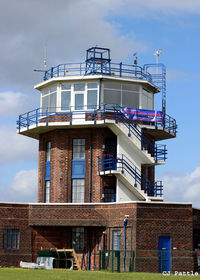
0, 268, 200, 280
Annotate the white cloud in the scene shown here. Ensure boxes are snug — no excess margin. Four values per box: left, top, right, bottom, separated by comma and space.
0, 169, 37, 203
0, 124, 38, 165
163, 167, 200, 207
0, 91, 38, 119
109, 0, 200, 17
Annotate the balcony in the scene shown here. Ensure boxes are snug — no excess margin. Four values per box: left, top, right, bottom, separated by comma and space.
98, 155, 163, 198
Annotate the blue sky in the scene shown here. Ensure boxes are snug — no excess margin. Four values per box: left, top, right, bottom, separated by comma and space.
0, 0, 200, 206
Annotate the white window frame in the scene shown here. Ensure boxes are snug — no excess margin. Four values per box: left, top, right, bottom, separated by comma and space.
43, 81, 99, 112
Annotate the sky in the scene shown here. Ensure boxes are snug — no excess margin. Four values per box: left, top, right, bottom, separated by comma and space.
0, 0, 200, 207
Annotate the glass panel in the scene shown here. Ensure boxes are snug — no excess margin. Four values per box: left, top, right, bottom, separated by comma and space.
46, 142, 51, 162
45, 181, 50, 203
104, 89, 121, 106
122, 91, 139, 108
104, 82, 121, 90
49, 86, 57, 93
72, 179, 85, 203
49, 92, 57, 109
61, 91, 71, 110
142, 89, 153, 110
104, 186, 116, 202
41, 89, 48, 96
113, 230, 120, 250
42, 95, 49, 110
75, 94, 84, 110
87, 82, 97, 89
122, 84, 140, 91
72, 227, 84, 252
87, 90, 97, 109
74, 83, 85, 91
4, 229, 20, 249
61, 83, 71, 90
73, 139, 85, 159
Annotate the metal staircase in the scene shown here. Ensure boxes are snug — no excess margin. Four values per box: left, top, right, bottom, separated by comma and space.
98, 154, 163, 198
100, 104, 167, 163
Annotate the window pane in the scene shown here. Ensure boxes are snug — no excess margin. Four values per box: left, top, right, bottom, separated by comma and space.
72, 179, 85, 203
61, 91, 71, 110
4, 229, 20, 250
122, 91, 139, 108
46, 141, 51, 162
41, 89, 48, 96
142, 89, 153, 110
87, 82, 97, 89
104, 89, 121, 106
61, 83, 71, 90
42, 95, 49, 110
74, 83, 85, 91
113, 231, 120, 250
104, 82, 121, 90
87, 90, 97, 109
49, 92, 57, 109
49, 86, 57, 93
72, 227, 84, 252
75, 94, 84, 110
122, 84, 139, 91
45, 181, 50, 203
73, 139, 85, 159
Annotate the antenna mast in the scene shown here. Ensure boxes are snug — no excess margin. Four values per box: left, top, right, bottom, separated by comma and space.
44, 46, 47, 70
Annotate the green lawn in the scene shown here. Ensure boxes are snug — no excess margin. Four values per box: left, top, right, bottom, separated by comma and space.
0, 269, 200, 280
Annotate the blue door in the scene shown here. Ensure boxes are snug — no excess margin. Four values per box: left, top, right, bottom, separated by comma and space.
158, 236, 171, 272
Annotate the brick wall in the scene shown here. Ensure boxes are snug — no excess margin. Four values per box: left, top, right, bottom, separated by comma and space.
38, 127, 116, 203
0, 203, 32, 267
0, 201, 195, 272
135, 203, 193, 272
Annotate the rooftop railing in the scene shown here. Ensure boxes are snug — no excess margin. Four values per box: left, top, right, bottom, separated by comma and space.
43, 62, 153, 83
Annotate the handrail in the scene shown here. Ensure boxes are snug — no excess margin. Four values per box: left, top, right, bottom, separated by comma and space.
98, 155, 163, 197
43, 62, 153, 83
17, 104, 168, 163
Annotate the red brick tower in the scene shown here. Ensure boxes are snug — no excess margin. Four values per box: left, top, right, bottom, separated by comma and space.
15, 47, 186, 272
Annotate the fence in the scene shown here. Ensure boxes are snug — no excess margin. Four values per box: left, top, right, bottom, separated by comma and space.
99, 250, 200, 273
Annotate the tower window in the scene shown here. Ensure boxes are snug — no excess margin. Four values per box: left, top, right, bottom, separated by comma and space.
73, 139, 85, 159
87, 83, 98, 109
61, 83, 71, 110
72, 179, 85, 203
45, 141, 51, 203
3, 229, 20, 250
45, 180, 50, 203
72, 227, 84, 252
46, 141, 51, 162
41, 86, 57, 112
142, 89, 153, 110
104, 186, 116, 202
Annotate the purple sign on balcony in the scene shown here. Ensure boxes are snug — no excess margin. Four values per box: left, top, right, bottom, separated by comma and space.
123, 107, 164, 123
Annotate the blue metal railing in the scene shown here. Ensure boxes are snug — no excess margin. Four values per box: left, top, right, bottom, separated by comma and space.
43, 62, 153, 82
17, 104, 169, 162
98, 154, 163, 197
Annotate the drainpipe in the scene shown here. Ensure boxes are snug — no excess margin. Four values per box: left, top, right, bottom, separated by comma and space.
99, 79, 102, 109
123, 215, 129, 272
87, 229, 91, 270
89, 129, 92, 203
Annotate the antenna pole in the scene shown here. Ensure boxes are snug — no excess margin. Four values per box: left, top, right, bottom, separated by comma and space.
44, 46, 47, 70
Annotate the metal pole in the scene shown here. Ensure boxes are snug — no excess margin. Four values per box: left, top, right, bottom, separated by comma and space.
123, 219, 127, 272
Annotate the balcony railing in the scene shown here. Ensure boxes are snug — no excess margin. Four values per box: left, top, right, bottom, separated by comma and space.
17, 104, 170, 163
98, 154, 163, 197
43, 62, 153, 83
